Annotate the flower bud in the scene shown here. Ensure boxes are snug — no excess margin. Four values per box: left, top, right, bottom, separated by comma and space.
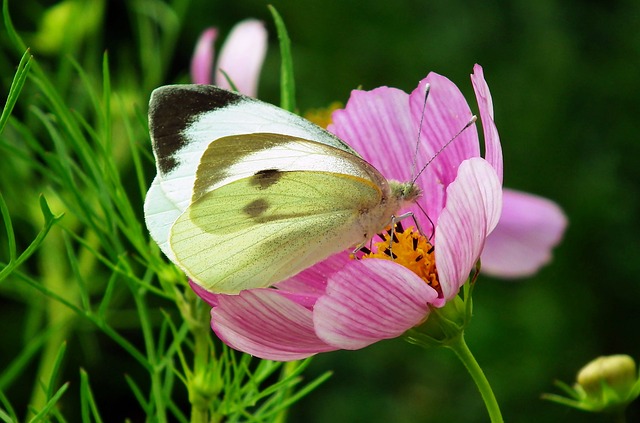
543, 354, 640, 414
577, 355, 637, 404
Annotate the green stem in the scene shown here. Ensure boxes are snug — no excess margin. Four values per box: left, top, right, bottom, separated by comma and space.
273, 361, 300, 423
447, 334, 503, 423
190, 326, 211, 423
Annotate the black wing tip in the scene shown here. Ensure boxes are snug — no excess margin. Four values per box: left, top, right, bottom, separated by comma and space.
149, 85, 244, 175
149, 85, 242, 115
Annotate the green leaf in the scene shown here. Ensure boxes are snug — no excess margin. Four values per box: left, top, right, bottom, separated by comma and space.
268, 5, 296, 112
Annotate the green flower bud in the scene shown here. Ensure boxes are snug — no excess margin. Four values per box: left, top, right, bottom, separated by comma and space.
543, 354, 640, 414
577, 355, 637, 405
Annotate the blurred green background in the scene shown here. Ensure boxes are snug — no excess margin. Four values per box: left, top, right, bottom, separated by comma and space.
2, 0, 640, 422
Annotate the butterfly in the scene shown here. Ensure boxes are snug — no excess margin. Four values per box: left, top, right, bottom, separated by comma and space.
144, 85, 421, 294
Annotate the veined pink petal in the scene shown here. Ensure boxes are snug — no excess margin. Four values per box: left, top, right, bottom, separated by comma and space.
313, 259, 438, 350
276, 251, 350, 292
471, 64, 503, 183
328, 87, 417, 182
211, 289, 336, 361
435, 158, 502, 300
215, 19, 267, 97
190, 28, 217, 85
409, 73, 480, 191
405, 73, 484, 228
481, 188, 567, 278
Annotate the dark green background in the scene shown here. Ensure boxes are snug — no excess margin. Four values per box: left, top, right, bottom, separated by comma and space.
3, 0, 640, 421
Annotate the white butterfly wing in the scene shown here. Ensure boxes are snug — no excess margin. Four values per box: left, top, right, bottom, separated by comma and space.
147, 85, 359, 213
145, 85, 365, 262
170, 153, 385, 294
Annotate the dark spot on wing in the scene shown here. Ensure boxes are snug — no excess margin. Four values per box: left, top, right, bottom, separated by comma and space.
250, 169, 282, 190
149, 85, 242, 175
243, 199, 269, 218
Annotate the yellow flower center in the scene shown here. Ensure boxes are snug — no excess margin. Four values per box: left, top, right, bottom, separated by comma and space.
303, 101, 344, 128
355, 224, 440, 295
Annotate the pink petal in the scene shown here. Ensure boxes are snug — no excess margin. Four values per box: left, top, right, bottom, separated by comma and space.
481, 189, 567, 278
211, 289, 336, 361
189, 279, 219, 307
471, 64, 503, 183
190, 28, 217, 85
405, 73, 484, 228
409, 73, 480, 193
435, 158, 502, 300
328, 86, 418, 182
215, 19, 267, 97
313, 259, 438, 350
273, 252, 352, 308
275, 251, 350, 294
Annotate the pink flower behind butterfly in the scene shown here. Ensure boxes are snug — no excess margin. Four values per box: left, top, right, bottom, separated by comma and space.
190, 19, 267, 96
193, 65, 507, 361
482, 189, 566, 278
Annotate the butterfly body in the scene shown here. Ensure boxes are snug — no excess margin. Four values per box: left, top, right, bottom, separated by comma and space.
145, 85, 420, 294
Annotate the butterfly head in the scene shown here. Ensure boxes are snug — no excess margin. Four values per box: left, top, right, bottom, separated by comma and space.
390, 180, 422, 207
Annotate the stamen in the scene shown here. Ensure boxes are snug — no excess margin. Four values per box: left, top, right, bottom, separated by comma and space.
357, 224, 440, 295
382, 248, 398, 259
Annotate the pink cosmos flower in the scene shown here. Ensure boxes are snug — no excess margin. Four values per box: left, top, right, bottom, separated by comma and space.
193, 65, 506, 361
190, 19, 267, 96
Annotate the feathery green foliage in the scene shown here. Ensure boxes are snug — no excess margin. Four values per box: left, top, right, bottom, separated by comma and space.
0, 1, 327, 421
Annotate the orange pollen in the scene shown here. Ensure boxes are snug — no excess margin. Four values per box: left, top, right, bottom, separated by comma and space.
355, 225, 440, 294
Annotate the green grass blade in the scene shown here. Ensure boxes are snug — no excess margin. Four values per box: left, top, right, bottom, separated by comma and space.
0, 391, 18, 423
2, 0, 27, 54
0, 193, 16, 264
124, 374, 151, 415
79, 369, 103, 423
268, 5, 296, 112
27, 382, 69, 423
0, 195, 64, 283
45, 342, 68, 400
0, 327, 56, 391
0, 49, 31, 135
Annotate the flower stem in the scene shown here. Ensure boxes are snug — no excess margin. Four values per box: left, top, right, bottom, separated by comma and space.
447, 334, 504, 423
191, 325, 211, 423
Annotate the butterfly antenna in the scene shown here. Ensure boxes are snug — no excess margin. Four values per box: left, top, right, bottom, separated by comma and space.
413, 115, 477, 183
410, 83, 431, 180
